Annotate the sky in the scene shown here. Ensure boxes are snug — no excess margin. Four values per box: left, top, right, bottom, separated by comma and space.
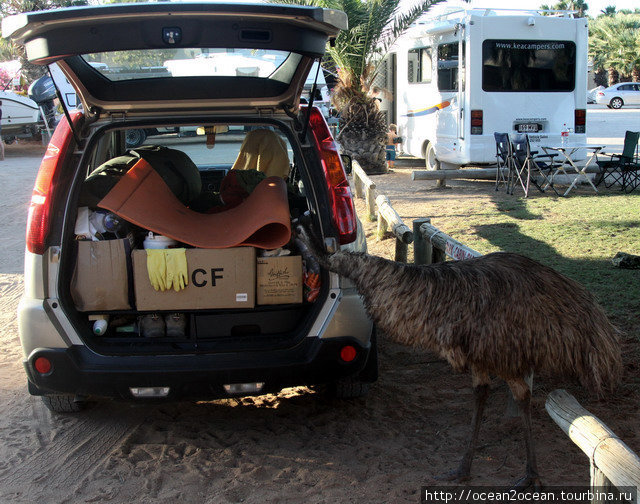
406, 0, 638, 17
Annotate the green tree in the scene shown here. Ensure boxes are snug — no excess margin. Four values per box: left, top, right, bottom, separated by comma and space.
589, 13, 640, 85
600, 6, 616, 17
0, 0, 87, 83
540, 0, 588, 17
273, 0, 442, 174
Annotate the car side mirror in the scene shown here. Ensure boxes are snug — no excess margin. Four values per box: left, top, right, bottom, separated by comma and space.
340, 154, 352, 175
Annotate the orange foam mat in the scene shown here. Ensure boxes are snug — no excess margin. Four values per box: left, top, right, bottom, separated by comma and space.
98, 159, 291, 249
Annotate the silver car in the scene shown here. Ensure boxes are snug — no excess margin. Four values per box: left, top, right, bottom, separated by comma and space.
595, 82, 640, 109
3, 2, 376, 413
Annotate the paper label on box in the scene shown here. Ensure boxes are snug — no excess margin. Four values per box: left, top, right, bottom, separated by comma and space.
236, 293, 248, 302
256, 256, 303, 305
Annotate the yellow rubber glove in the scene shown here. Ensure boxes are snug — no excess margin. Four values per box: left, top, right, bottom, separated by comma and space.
146, 249, 166, 291
164, 248, 188, 292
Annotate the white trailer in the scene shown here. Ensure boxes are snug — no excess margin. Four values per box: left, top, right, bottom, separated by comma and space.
384, 8, 588, 170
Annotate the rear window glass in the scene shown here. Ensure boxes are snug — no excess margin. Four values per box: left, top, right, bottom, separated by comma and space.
118, 125, 294, 168
82, 49, 297, 82
482, 40, 576, 92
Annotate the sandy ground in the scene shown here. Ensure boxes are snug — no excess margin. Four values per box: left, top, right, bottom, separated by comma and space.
0, 141, 638, 504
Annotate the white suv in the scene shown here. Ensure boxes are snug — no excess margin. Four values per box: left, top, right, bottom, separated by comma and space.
3, 2, 376, 412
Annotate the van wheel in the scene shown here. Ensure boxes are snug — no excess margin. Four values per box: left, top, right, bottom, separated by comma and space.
425, 142, 441, 171
610, 97, 623, 109
41, 394, 88, 413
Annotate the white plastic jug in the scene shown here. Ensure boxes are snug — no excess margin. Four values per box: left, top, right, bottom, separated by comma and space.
143, 232, 178, 249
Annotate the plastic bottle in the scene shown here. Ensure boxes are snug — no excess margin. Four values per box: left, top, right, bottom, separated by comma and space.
92, 316, 109, 335
143, 232, 178, 249
561, 123, 569, 146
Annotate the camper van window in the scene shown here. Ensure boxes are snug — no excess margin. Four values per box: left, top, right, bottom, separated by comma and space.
408, 47, 432, 84
481, 40, 576, 92
437, 42, 464, 92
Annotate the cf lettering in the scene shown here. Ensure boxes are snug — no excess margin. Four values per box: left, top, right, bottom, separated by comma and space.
191, 268, 224, 287
211, 268, 223, 286
192, 268, 207, 287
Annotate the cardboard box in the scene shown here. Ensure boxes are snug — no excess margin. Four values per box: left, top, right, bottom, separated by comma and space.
132, 247, 256, 311
71, 238, 133, 311
257, 256, 303, 305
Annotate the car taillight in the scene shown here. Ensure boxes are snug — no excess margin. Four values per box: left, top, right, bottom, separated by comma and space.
26, 112, 82, 255
597, 92, 604, 96
306, 106, 357, 244
470, 110, 483, 135
574, 109, 586, 134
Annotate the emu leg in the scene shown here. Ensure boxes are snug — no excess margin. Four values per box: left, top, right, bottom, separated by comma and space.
437, 377, 490, 481
507, 378, 543, 490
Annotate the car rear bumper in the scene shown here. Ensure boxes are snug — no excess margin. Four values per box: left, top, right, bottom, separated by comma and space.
24, 336, 372, 401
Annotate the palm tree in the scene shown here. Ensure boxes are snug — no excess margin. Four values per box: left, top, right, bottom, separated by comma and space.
540, 0, 588, 17
600, 6, 616, 17
589, 13, 640, 85
273, 0, 443, 174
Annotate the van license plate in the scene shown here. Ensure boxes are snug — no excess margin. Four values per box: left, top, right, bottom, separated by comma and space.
516, 123, 540, 133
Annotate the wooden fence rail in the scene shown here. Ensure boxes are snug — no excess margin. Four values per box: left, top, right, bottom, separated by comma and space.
352, 162, 377, 222
546, 389, 640, 503
375, 195, 413, 263
351, 161, 413, 262
412, 218, 481, 265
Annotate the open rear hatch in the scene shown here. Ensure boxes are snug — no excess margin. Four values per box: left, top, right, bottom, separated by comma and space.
4, 3, 349, 353
2, 2, 346, 117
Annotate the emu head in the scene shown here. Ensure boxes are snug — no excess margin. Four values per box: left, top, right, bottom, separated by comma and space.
292, 215, 330, 269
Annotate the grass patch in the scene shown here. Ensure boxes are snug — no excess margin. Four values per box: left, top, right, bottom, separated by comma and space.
436, 191, 640, 326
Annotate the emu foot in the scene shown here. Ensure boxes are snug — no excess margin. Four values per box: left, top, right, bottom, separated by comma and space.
512, 474, 543, 491
434, 467, 470, 483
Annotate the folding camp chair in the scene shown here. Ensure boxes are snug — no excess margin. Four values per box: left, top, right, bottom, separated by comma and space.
511, 134, 560, 197
595, 130, 640, 192
494, 132, 513, 192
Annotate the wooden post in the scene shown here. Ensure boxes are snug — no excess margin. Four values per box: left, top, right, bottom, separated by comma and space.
395, 239, 408, 263
366, 185, 376, 222
433, 245, 447, 263
412, 168, 500, 181
376, 211, 388, 240
413, 218, 431, 265
353, 173, 364, 199
546, 389, 640, 502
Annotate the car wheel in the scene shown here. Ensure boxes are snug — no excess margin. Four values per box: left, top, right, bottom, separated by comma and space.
41, 394, 88, 413
425, 142, 441, 171
2, 135, 16, 145
125, 129, 147, 148
610, 97, 623, 109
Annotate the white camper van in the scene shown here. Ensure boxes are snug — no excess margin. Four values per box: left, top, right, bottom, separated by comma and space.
383, 8, 588, 169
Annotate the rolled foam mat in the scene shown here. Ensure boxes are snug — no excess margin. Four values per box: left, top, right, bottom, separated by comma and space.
98, 159, 291, 249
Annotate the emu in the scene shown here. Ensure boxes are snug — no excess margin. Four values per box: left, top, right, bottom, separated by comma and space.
297, 227, 622, 488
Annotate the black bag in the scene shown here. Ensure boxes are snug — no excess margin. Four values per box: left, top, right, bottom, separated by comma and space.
79, 146, 202, 207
